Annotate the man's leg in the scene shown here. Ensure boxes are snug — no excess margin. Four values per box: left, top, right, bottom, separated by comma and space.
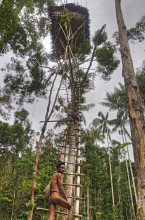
49, 203, 56, 220
56, 196, 73, 220
68, 205, 73, 220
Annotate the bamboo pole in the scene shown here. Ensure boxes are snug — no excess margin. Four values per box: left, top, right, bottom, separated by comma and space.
75, 86, 81, 220
124, 132, 137, 204
87, 185, 89, 220
107, 130, 115, 219
11, 190, 16, 220
121, 131, 135, 216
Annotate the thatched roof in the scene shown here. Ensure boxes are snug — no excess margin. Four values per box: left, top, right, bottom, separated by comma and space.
48, 3, 90, 54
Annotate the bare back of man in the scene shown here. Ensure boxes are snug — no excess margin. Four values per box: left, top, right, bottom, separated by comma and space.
49, 164, 73, 220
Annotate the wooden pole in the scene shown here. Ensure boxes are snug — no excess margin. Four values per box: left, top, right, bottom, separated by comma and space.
87, 185, 89, 220
75, 86, 82, 220
115, 1, 145, 218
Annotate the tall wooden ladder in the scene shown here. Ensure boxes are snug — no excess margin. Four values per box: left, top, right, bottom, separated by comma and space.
59, 84, 83, 219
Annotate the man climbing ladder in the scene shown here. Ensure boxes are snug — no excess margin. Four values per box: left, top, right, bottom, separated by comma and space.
49, 161, 73, 220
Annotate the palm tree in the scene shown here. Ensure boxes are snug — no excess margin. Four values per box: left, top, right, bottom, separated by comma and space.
92, 111, 111, 135
85, 126, 105, 145
92, 111, 115, 218
101, 86, 137, 208
100, 83, 128, 122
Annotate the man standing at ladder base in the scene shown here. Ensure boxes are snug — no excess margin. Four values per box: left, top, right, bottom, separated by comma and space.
49, 161, 73, 220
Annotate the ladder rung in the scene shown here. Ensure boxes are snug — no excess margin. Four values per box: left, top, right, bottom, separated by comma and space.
66, 143, 81, 145
66, 134, 76, 137
66, 135, 81, 137
68, 114, 82, 116
61, 153, 81, 157
64, 173, 84, 176
61, 153, 76, 156
74, 129, 82, 132
57, 146, 80, 149
63, 183, 82, 187
73, 214, 83, 217
58, 146, 66, 148
58, 146, 82, 150
57, 211, 83, 218
64, 155, 79, 157
69, 105, 83, 107
66, 162, 82, 165
64, 147, 83, 150
36, 208, 83, 217
67, 196, 84, 200
66, 140, 81, 142
73, 128, 82, 131
54, 171, 83, 176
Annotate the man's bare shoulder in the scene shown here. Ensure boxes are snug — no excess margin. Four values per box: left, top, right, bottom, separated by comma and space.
53, 172, 62, 177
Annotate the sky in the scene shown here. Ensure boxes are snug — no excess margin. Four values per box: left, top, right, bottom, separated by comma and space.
42, 0, 145, 129
1, 0, 145, 159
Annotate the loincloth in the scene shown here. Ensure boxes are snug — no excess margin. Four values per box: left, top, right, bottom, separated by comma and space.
51, 189, 60, 193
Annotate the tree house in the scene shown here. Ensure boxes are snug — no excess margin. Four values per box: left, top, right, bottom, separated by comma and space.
48, 3, 90, 55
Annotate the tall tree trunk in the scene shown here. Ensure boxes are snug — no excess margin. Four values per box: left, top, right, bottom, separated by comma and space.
61, 123, 76, 220
87, 185, 89, 220
11, 190, 16, 220
74, 86, 81, 220
108, 148, 115, 207
107, 131, 115, 219
84, 198, 86, 219
61, 90, 76, 220
89, 193, 93, 219
115, 1, 145, 219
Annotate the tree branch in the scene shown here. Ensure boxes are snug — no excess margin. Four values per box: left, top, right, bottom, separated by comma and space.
81, 44, 97, 87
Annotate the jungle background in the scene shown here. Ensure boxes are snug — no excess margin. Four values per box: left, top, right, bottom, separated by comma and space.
0, 0, 145, 219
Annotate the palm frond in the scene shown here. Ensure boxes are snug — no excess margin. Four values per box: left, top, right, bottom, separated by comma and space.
82, 103, 95, 112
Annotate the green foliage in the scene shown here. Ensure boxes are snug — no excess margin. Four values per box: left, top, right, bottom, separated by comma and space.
96, 42, 120, 80
79, 39, 91, 55
101, 73, 145, 135
81, 130, 136, 219
127, 14, 145, 42
113, 15, 145, 44
121, 142, 132, 148
72, 39, 91, 56
101, 83, 127, 111
0, 88, 12, 120
136, 67, 145, 103
92, 111, 112, 136
0, 119, 58, 219
61, 9, 70, 26
14, 108, 29, 124
0, 0, 52, 56
0, 0, 20, 54
3, 48, 50, 105
0, 111, 137, 219
92, 25, 107, 46
0, 0, 56, 108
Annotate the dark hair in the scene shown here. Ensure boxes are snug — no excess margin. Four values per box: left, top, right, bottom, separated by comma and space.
56, 161, 65, 168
